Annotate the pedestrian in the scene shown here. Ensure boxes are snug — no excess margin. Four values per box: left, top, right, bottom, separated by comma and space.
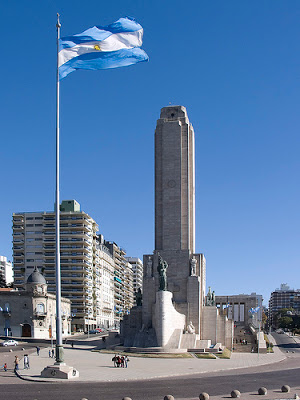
112, 354, 117, 367
24, 354, 30, 369
124, 355, 129, 368
3, 363, 7, 372
52, 348, 55, 358
36, 346, 40, 356
121, 356, 125, 368
71, 341, 74, 348
49, 349, 51, 358
14, 356, 19, 371
117, 355, 121, 368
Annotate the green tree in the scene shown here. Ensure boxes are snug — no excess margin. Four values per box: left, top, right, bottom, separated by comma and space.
278, 316, 293, 329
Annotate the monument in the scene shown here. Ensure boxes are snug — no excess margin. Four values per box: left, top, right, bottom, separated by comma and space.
121, 106, 233, 351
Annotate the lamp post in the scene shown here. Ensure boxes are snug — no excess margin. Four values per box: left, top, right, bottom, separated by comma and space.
50, 314, 53, 350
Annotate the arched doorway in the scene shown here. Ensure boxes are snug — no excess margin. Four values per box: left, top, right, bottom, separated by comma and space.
22, 324, 31, 337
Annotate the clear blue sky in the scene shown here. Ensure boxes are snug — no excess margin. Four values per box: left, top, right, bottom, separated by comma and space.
1, 1, 299, 305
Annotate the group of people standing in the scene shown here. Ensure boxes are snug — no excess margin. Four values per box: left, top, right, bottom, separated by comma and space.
48, 348, 55, 358
112, 354, 129, 368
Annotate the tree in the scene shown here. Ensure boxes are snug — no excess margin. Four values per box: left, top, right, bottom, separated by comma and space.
278, 316, 293, 329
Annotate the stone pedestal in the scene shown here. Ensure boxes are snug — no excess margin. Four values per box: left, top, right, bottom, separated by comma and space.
41, 363, 79, 379
153, 290, 185, 347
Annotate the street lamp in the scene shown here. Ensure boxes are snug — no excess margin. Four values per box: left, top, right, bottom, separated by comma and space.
50, 314, 54, 350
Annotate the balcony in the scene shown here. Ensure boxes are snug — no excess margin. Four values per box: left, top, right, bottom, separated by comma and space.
33, 311, 46, 319
13, 225, 24, 231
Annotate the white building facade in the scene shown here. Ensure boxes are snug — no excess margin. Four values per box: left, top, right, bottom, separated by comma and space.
0, 256, 13, 286
95, 237, 115, 328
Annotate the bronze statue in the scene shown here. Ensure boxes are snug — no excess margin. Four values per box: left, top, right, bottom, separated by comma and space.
135, 288, 143, 306
157, 254, 168, 291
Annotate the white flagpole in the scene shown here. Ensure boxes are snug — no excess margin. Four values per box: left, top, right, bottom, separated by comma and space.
55, 12, 63, 363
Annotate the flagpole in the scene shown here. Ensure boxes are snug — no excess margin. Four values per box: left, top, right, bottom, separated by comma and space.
55, 12, 63, 364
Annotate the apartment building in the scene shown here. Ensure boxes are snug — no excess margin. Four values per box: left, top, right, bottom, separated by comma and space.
269, 284, 300, 327
123, 261, 134, 314
104, 240, 129, 326
12, 200, 113, 332
125, 257, 143, 301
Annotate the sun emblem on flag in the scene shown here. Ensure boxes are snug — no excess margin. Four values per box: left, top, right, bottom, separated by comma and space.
94, 44, 101, 51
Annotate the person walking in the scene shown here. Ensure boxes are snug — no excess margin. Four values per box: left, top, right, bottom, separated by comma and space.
23, 355, 27, 369
3, 363, 7, 372
49, 349, 51, 358
14, 356, 19, 371
51, 348, 54, 358
24, 354, 30, 369
36, 346, 40, 356
124, 355, 129, 368
112, 354, 117, 367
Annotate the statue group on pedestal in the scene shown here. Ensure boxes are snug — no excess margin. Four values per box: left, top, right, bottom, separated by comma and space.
206, 286, 215, 306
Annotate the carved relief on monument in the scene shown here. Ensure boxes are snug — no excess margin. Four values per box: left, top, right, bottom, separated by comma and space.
146, 256, 153, 277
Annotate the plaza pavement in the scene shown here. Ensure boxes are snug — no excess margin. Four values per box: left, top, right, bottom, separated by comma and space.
16, 335, 287, 383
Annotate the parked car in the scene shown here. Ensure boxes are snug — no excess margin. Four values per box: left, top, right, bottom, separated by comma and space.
95, 328, 103, 333
2, 339, 18, 347
88, 329, 99, 334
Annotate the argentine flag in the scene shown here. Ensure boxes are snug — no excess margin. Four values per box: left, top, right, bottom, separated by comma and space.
59, 17, 149, 80
249, 306, 260, 314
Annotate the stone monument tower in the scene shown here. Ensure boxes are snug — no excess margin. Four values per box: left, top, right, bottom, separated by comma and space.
121, 105, 232, 350
142, 105, 206, 345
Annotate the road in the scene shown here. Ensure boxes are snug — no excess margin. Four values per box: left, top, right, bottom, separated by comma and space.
0, 333, 299, 400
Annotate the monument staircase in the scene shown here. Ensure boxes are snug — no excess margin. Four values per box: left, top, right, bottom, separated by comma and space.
233, 324, 256, 353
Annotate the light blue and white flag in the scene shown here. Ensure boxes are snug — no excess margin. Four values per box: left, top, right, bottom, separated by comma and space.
249, 306, 260, 314
59, 17, 149, 80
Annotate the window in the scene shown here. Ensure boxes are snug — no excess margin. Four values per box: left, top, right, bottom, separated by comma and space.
36, 303, 45, 314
